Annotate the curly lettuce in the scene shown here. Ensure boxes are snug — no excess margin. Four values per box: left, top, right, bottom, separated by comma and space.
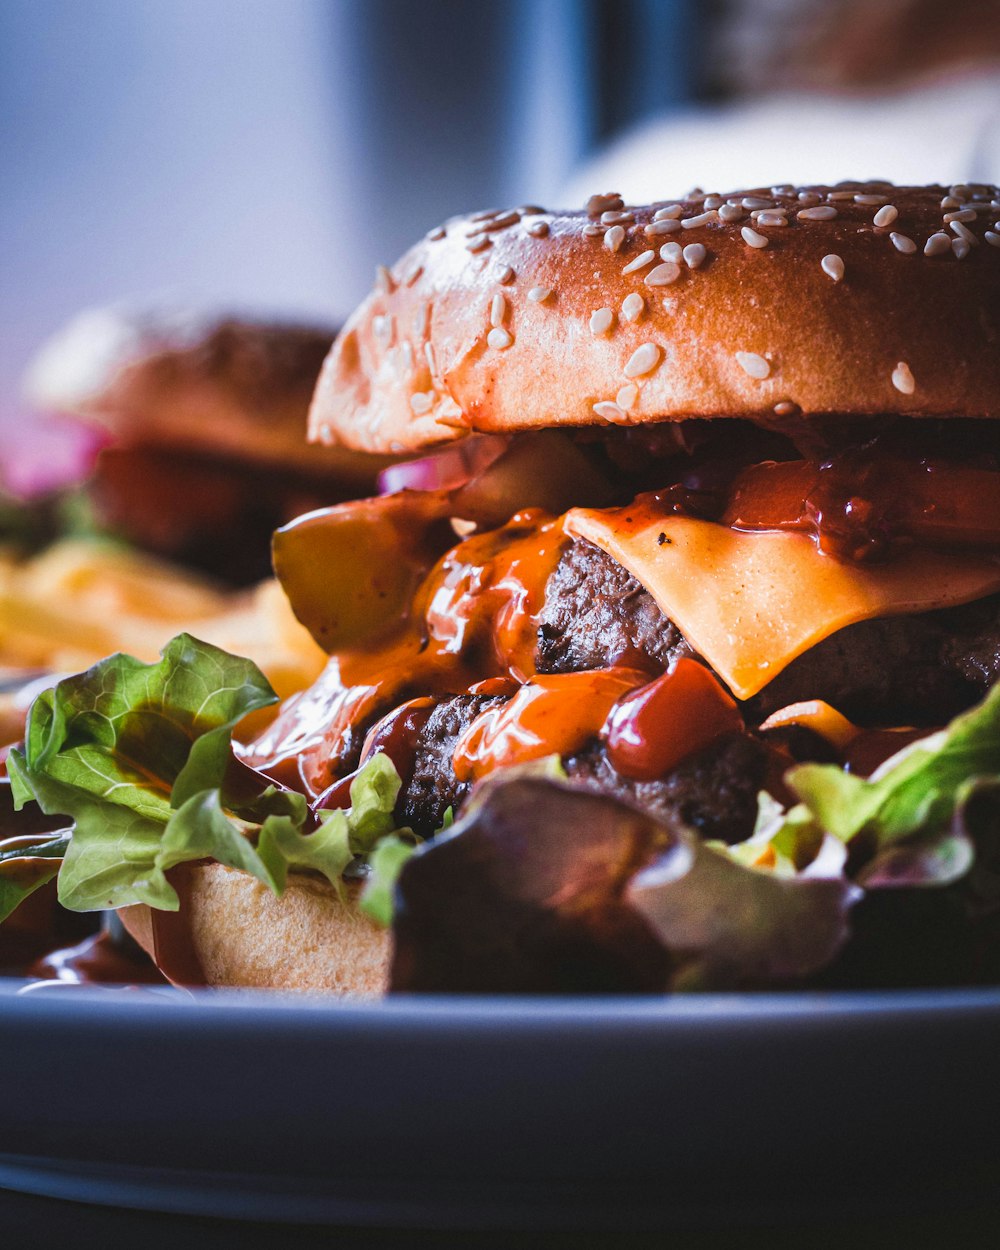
3, 634, 407, 921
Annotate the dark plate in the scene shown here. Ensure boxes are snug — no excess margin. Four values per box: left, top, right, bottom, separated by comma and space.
1, 980, 998, 1229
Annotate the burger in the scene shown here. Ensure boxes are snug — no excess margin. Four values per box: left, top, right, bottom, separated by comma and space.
21, 308, 397, 584
6, 182, 1000, 994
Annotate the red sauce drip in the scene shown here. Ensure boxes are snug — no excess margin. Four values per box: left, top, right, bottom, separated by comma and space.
312, 697, 436, 813
246, 509, 567, 796
603, 659, 744, 781
453, 668, 647, 783
723, 453, 1000, 563
144, 865, 208, 986
29, 929, 167, 985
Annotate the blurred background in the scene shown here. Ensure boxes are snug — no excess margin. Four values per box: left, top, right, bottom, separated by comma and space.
2, 0, 1000, 446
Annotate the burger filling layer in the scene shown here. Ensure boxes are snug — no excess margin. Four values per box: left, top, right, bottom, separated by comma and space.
252, 420, 1000, 847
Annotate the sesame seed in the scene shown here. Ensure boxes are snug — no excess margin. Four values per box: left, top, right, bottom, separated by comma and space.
604, 225, 626, 252
527, 222, 550, 238
660, 242, 683, 262
375, 264, 395, 294
873, 204, 898, 227
682, 211, 716, 229
718, 203, 744, 222
755, 211, 788, 227
490, 293, 507, 326
941, 196, 961, 209
855, 193, 888, 205
924, 232, 952, 256
471, 208, 501, 223
735, 351, 771, 380
952, 238, 971, 260
485, 210, 521, 232
589, 307, 615, 336
583, 224, 603, 237
950, 184, 972, 201
622, 249, 656, 274
616, 383, 639, 410
741, 226, 768, 249
827, 191, 857, 202
602, 210, 634, 226
891, 362, 915, 395
773, 401, 797, 416
771, 185, 795, 196
426, 225, 446, 241
986, 231, 1000, 248
624, 343, 662, 378
519, 204, 545, 215
798, 205, 838, 221
645, 261, 681, 287
621, 293, 645, 323
944, 208, 977, 224
950, 220, 978, 245
625, 345, 665, 377
703, 195, 724, 210
409, 391, 435, 415
653, 205, 683, 221
586, 192, 624, 217
797, 192, 822, 206
644, 219, 681, 236
742, 196, 773, 210
487, 327, 513, 349
527, 286, 552, 303
497, 265, 516, 284
466, 234, 492, 253
890, 232, 917, 254
593, 401, 629, 424
821, 253, 845, 282
683, 242, 707, 268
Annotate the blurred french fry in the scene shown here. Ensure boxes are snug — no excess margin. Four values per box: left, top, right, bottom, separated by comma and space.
0, 539, 326, 704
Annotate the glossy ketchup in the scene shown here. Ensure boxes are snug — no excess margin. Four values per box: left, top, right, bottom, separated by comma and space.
452, 668, 646, 782
313, 697, 436, 812
29, 928, 167, 985
603, 659, 743, 780
244, 508, 567, 797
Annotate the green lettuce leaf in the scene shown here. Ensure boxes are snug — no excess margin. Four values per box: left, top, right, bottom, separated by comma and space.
5, 634, 410, 916
360, 834, 418, 927
7, 635, 278, 910
746, 682, 1000, 889
0, 831, 72, 923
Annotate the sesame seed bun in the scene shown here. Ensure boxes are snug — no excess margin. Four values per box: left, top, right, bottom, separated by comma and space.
309, 183, 1000, 455
120, 864, 390, 994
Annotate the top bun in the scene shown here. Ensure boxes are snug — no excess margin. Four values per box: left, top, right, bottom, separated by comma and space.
309, 183, 1000, 454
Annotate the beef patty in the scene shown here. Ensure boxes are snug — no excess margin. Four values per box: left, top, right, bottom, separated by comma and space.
538, 539, 1000, 726
395, 692, 770, 843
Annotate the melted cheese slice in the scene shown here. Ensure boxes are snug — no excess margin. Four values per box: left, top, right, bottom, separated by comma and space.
564, 509, 1000, 700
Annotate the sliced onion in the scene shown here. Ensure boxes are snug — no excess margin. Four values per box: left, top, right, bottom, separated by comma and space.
377, 435, 508, 495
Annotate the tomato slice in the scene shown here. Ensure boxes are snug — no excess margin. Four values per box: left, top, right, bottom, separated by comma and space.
722, 457, 1000, 560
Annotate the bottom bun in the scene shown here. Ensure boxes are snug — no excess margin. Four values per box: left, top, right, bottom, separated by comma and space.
120, 863, 391, 994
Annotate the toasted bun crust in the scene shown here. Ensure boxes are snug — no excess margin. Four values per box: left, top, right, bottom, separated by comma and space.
25, 307, 390, 484
309, 183, 1000, 454
121, 864, 390, 994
